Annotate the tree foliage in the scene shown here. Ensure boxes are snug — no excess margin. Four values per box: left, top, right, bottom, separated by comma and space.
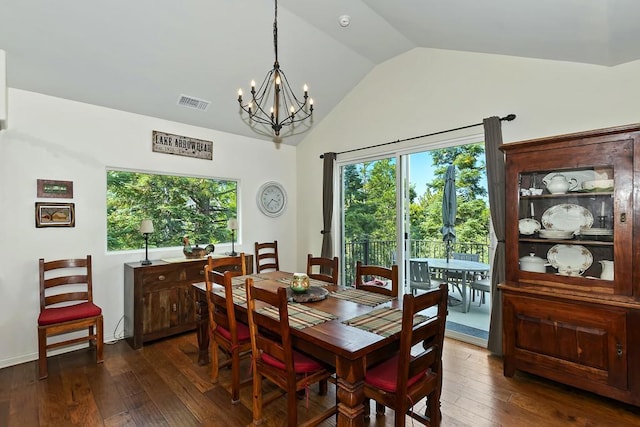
344, 143, 489, 247
107, 171, 237, 251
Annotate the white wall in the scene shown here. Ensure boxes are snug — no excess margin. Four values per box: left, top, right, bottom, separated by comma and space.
295, 47, 640, 269
0, 89, 297, 368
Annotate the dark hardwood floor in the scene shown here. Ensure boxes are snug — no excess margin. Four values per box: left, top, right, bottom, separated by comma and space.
2, 333, 640, 426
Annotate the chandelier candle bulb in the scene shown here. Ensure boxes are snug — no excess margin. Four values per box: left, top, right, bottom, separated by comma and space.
601, 201, 605, 216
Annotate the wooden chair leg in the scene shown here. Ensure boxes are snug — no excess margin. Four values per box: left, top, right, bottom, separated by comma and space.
252, 372, 263, 425
38, 328, 48, 380
210, 341, 219, 383
96, 317, 104, 363
375, 401, 385, 416
319, 378, 328, 395
231, 350, 241, 404
287, 387, 298, 427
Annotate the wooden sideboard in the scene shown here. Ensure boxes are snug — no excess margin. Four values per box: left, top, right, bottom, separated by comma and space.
124, 254, 253, 349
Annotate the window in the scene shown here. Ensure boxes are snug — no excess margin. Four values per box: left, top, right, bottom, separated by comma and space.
107, 170, 238, 251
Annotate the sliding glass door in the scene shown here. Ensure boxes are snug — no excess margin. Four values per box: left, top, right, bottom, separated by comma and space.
339, 138, 493, 346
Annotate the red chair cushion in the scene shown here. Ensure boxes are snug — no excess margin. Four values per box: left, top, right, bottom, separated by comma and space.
261, 350, 323, 373
216, 321, 251, 342
38, 302, 102, 326
365, 354, 427, 392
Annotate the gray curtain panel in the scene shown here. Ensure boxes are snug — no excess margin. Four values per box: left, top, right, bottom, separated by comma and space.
321, 153, 337, 272
483, 117, 506, 356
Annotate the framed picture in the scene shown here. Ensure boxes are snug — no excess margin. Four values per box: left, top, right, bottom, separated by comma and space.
37, 179, 74, 199
35, 202, 75, 228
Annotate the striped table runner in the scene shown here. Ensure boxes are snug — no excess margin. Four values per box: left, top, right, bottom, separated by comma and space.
214, 286, 248, 307
231, 274, 268, 286
329, 288, 395, 307
258, 304, 337, 330
343, 307, 429, 337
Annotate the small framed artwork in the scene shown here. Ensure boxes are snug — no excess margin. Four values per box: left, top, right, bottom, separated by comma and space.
35, 202, 75, 228
37, 179, 74, 199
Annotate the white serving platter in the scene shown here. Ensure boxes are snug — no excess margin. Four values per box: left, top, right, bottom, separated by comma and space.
542, 203, 593, 233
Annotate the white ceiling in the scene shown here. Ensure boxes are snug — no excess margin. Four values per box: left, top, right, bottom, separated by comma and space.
2, 0, 639, 146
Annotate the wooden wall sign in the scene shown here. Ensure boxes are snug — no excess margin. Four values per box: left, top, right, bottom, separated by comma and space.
152, 131, 213, 160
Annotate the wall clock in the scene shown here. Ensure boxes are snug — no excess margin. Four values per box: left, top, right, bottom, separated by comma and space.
256, 181, 287, 217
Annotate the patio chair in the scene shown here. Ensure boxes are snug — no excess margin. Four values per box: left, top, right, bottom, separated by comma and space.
409, 260, 447, 294
469, 277, 491, 310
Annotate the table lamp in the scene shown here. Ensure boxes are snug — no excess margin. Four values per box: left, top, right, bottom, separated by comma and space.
227, 218, 238, 256
139, 219, 154, 265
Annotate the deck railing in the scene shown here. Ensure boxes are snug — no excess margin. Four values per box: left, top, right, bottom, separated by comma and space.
343, 238, 490, 286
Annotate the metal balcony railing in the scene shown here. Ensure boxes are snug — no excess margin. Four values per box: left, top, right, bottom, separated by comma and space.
343, 238, 490, 286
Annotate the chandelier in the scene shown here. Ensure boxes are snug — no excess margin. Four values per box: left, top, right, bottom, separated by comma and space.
237, 0, 313, 137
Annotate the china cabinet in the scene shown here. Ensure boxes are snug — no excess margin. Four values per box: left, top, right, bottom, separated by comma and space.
124, 255, 252, 349
500, 123, 640, 406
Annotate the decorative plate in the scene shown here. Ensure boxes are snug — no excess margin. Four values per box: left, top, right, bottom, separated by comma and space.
518, 218, 541, 235
547, 244, 593, 275
538, 229, 574, 239
541, 204, 593, 232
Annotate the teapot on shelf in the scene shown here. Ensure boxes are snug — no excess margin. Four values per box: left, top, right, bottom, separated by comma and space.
542, 173, 578, 194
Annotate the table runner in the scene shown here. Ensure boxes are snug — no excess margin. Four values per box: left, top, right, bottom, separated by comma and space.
277, 277, 331, 288
343, 307, 429, 337
231, 274, 269, 286
213, 285, 248, 307
258, 304, 337, 329
329, 288, 395, 307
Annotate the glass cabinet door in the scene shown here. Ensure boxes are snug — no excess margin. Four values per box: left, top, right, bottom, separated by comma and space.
507, 137, 633, 296
518, 167, 614, 278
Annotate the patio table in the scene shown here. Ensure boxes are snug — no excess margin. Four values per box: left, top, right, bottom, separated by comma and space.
411, 257, 490, 313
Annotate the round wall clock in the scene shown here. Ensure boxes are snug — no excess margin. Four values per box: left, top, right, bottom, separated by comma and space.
256, 181, 287, 217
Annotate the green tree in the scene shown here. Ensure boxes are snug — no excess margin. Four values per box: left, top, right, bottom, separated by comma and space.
107, 171, 237, 251
419, 144, 489, 244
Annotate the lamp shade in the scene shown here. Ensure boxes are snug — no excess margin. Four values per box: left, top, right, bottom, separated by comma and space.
139, 219, 154, 234
227, 218, 239, 230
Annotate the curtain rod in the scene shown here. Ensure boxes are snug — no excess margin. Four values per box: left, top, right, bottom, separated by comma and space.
319, 114, 516, 159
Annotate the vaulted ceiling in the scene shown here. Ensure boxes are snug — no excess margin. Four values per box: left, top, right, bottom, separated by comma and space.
2, 0, 638, 145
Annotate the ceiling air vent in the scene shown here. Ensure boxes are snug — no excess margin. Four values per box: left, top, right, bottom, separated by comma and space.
177, 94, 210, 111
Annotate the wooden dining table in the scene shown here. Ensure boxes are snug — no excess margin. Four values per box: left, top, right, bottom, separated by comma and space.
192, 270, 407, 427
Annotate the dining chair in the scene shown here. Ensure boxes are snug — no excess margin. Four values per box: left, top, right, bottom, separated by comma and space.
38, 255, 103, 380
409, 260, 447, 295
254, 240, 279, 273
205, 253, 252, 404
245, 277, 337, 427
355, 261, 398, 297
363, 284, 448, 426
306, 254, 339, 285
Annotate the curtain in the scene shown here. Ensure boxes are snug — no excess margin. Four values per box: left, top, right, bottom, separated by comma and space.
484, 117, 506, 355
320, 153, 337, 268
